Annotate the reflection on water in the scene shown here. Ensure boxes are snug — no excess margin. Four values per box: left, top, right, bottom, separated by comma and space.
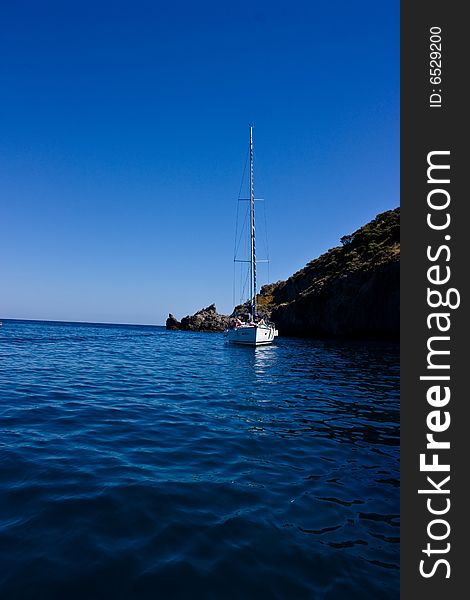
0, 321, 399, 599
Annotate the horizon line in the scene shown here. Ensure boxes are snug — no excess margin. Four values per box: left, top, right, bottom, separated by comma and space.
0, 317, 165, 328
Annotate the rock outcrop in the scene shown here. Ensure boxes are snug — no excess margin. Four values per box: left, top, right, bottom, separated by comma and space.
165, 314, 182, 330
166, 304, 232, 333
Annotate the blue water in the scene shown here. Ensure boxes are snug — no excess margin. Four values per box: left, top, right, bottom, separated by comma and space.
0, 320, 399, 599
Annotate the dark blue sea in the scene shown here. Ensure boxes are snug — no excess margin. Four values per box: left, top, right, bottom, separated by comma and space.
0, 320, 399, 599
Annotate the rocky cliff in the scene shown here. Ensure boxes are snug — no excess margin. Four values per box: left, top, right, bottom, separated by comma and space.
256, 207, 399, 339
167, 208, 399, 339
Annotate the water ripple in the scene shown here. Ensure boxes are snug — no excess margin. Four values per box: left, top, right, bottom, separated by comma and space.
0, 320, 399, 598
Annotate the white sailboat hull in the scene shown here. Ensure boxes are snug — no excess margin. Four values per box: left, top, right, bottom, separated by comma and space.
226, 324, 278, 346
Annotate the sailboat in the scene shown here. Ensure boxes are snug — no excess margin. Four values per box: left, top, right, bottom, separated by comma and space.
226, 125, 278, 346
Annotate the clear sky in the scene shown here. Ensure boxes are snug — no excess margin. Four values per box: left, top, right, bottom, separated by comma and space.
1, 0, 399, 325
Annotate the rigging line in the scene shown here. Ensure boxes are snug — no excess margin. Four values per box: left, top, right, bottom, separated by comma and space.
241, 265, 250, 307
233, 149, 249, 260
262, 195, 269, 259
233, 192, 240, 260
237, 148, 249, 200
263, 198, 270, 283
233, 148, 250, 308
234, 203, 250, 260
232, 259, 236, 309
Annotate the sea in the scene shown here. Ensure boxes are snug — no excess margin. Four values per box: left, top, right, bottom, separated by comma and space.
0, 320, 399, 599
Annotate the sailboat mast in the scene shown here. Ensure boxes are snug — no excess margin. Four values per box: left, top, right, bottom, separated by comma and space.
249, 124, 257, 320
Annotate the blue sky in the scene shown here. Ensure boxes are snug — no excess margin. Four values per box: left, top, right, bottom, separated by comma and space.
1, 0, 399, 325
